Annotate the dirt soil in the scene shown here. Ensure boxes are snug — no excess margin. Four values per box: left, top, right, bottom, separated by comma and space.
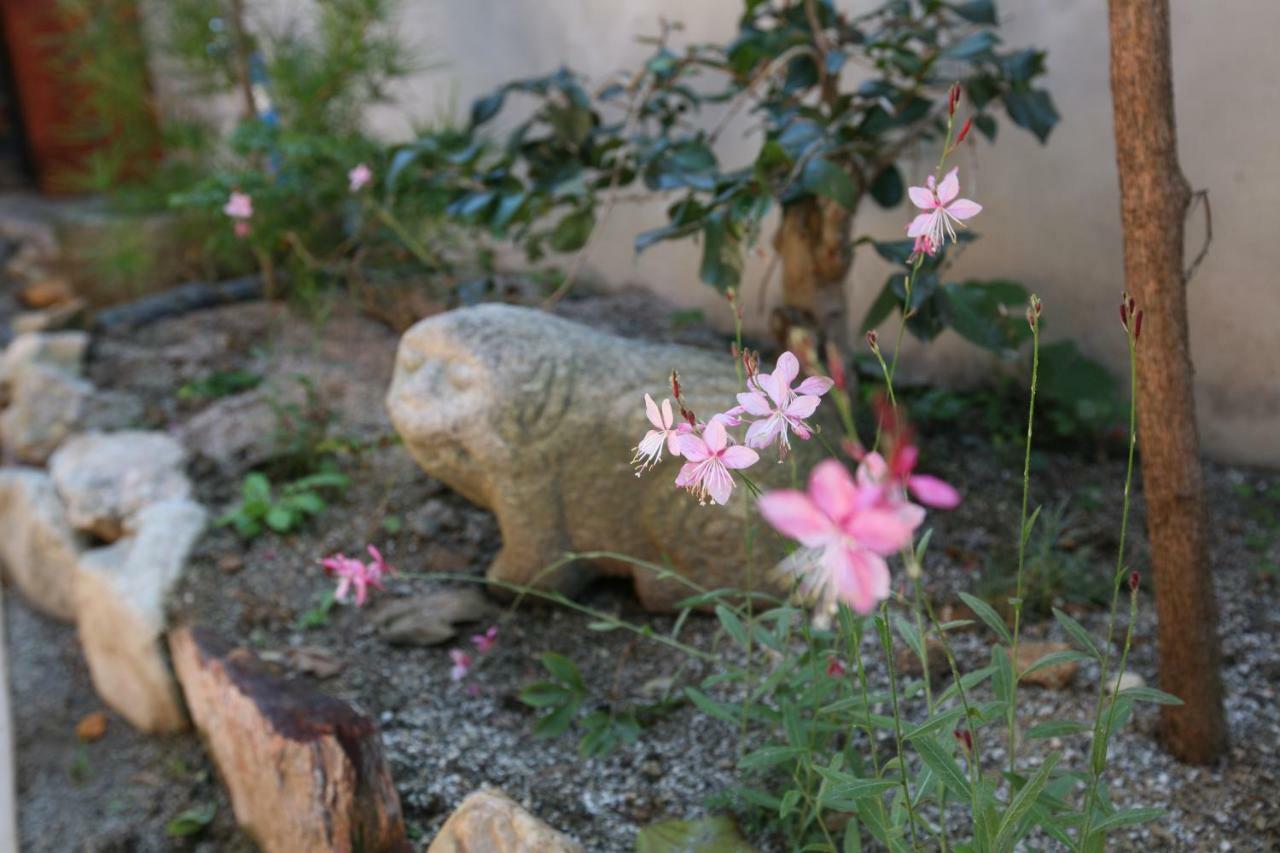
7, 291, 1280, 851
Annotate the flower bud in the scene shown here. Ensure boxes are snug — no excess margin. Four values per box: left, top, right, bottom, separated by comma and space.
1128, 570, 1140, 592
955, 116, 972, 144
866, 330, 879, 352
825, 341, 847, 391
948, 82, 961, 116
953, 727, 974, 755
1133, 310, 1144, 342
669, 370, 681, 400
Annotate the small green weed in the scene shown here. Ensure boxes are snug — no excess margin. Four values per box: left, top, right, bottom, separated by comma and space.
217, 470, 349, 539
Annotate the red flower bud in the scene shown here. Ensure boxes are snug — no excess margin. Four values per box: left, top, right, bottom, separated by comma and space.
953, 727, 974, 754
1119, 302, 1128, 330
1128, 570, 1140, 592
948, 83, 961, 116
866, 330, 879, 351
1133, 310, 1143, 341
669, 370, 681, 400
955, 116, 972, 144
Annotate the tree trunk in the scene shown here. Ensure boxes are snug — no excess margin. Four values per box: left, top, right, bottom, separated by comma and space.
1108, 0, 1226, 764
772, 196, 855, 352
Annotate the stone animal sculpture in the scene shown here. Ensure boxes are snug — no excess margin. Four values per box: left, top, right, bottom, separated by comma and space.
386, 304, 832, 611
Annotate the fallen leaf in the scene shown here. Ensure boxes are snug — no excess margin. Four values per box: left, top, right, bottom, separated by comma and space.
260, 646, 345, 679
75, 711, 108, 742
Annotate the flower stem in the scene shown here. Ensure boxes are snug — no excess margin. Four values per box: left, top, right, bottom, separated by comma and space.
877, 602, 921, 851
1007, 306, 1041, 773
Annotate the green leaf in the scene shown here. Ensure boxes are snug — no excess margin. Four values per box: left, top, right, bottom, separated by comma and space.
1025, 720, 1091, 739
1088, 807, 1165, 835
913, 735, 970, 799
993, 752, 1060, 851
715, 605, 750, 649
800, 157, 857, 211
991, 645, 1014, 705
1003, 88, 1059, 143
958, 592, 1012, 645
949, 0, 997, 24
944, 30, 1000, 60
698, 214, 744, 291
1022, 649, 1091, 677
519, 681, 573, 708
939, 280, 1032, 353
738, 745, 805, 770
548, 207, 595, 252
265, 506, 295, 532
635, 815, 754, 852
470, 88, 507, 126
1118, 686, 1184, 705
1052, 607, 1101, 659
243, 472, 271, 503
684, 687, 739, 725
532, 699, 580, 738
869, 164, 904, 208
1021, 505, 1042, 546
860, 277, 902, 333
166, 803, 217, 837
539, 652, 586, 691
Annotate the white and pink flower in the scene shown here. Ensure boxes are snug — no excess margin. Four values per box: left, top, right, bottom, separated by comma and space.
737, 352, 833, 457
906, 167, 981, 251
758, 458, 925, 613
320, 553, 385, 607
449, 649, 473, 681
675, 418, 759, 506
223, 191, 253, 220
348, 163, 373, 192
632, 394, 684, 474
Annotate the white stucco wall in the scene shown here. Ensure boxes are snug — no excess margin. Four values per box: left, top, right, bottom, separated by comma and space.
267, 1, 1280, 464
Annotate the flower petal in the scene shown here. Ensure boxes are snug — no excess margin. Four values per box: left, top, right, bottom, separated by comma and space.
758, 490, 835, 547
675, 460, 701, 487
845, 506, 922, 554
702, 418, 728, 454
678, 434, 710, 463
705, 462, 734, 505
808, 459, 859, 523
785, 394, 821, 419
720, 444, 760, 470
906, 212, 935, 238
936, 167, 960, 205
832, 547, 891, 614
644, 394, 663, 429
945, 198, 982, 220
908, 474, 961, 509
908, 185, 935, 210
736, 391, 773, 417
660, 398, 674, 429
744, 416, 782, 449
795, 376, 834, 397
773, 352, 799, 391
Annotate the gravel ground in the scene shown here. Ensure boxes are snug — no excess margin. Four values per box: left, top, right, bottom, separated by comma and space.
7, 291, 1280, 851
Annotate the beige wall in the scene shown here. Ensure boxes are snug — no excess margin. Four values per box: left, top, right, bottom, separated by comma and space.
285, 1, 1280, 465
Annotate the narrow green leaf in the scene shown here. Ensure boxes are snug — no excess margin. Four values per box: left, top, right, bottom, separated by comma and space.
715, 605, 750, 649
738, 745, 805, 770
1025, 720, 1091, 739
1118, 686, 1184, 705
1052, 608, 1101, 659
959, 592, 1012, 645
914, 735, 970, 798
993, 753, 1060, 851
1088, 807, 1166, 834
1022, 649, 1092, 677
684, 687, 739, 725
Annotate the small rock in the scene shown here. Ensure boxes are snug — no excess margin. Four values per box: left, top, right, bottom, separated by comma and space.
169, 626, 409, 853
1108, 671, 1146, 694
218, 553, 244, 574
260, 645, 345, 679
11, 297, 87, 334
406, 499, 462, 538
895, 637, 949, 680
178, 383, 306, 473
1016, 641, 1080, 689
0, 467, 83, 620
78, 389, 147, 432
19, 275, 75, 308
0, 330, 88, 404
75, 711, 108, 742
0, 362, 93, 463
49, 430, 192, 541
370, 588, 491, 647
427, 788, 582, 853
75, 498, 206, 732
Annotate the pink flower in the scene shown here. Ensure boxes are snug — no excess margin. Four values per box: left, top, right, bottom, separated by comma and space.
675, 418, 759, 505
366, 544, 396, 582
348, 163, 373, 192
758, 459, 924, 613
632, 394, 683, 473
320, 553, 384, 607
233, 220, 251, 239
449, 649, 473, 681
910, 233, 936, 259
826, 656, 847, 677
471, 626, 498, 653
736, 351, 833, 457
906, 167, 981, 250
223, 191, 253, 219
885, 442, 961, 509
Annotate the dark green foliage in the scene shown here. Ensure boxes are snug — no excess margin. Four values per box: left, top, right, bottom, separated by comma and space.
216, 470, 349, 539
429, 0, 1057, 292
176, 369, 262, 402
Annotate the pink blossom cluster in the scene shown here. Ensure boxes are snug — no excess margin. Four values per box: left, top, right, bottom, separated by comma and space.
632, 351, 834, 506
449, 626, 499, 682
320, 544, 395, 607
223, 191, 253, 239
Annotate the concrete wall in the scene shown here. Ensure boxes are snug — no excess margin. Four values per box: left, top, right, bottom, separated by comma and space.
273, 1, 1280, 465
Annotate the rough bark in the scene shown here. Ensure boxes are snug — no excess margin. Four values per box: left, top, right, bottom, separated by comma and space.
1108, 0, 1226, 764
772, 196, 855, 351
